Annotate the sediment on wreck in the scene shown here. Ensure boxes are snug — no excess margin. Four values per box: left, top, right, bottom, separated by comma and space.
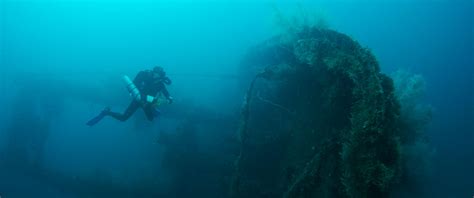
231, 27, 402, 198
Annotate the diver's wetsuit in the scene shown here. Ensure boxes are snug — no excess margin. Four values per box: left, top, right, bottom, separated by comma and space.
106, 70, 171, 122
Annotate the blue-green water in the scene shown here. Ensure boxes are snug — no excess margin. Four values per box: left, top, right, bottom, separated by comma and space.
0, 0, 472, 197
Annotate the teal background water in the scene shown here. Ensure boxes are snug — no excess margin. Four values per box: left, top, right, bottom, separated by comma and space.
0, 0, 472, 197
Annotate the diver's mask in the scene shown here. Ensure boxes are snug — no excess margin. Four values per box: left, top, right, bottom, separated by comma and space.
153, 66, 166, 77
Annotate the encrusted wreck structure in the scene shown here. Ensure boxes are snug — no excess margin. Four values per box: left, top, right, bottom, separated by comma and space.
232, 27, 405, 198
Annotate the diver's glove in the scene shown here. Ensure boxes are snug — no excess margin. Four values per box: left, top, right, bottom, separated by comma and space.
167, 96, 173, 104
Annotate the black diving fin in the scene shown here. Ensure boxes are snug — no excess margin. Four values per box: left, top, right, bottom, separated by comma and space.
86, 108, 109, 126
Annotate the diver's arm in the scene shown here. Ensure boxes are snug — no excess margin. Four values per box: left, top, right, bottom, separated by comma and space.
161, 86, 173, 104
162, 77, 172, 85
149, 82, 172, 105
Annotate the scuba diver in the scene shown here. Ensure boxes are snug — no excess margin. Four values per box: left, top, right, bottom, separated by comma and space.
87, 66, 173, 126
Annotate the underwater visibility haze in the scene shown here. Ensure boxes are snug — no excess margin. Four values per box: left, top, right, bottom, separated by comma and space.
0, 0, 472, 197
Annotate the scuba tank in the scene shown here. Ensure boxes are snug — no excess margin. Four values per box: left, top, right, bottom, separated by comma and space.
122, 75, 159, 104
122, 75, 142, 102
122, 75, 166, 118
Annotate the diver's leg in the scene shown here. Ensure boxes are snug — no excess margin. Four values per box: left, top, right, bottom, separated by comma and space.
86, 108, 110, 126
106, 101, 140, 122
142, 106, 155, 121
